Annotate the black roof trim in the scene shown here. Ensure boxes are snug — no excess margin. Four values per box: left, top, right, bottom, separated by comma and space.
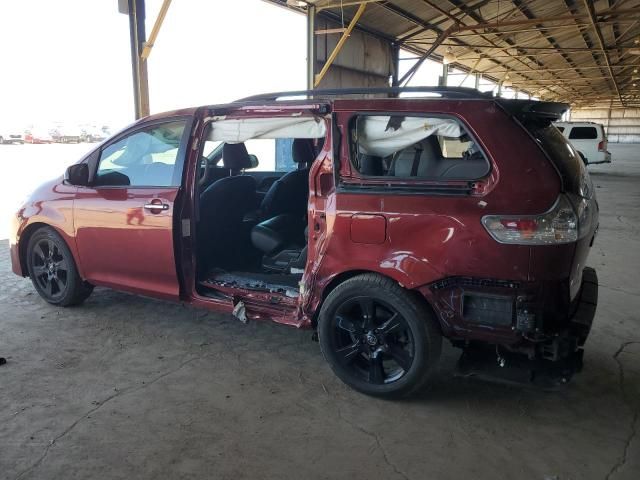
237, 86, 495, 102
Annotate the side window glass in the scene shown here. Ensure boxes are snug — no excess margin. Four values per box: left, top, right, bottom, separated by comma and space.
349, 115, 489, 180
568, 127, 597, 140
95, 120, 186, 187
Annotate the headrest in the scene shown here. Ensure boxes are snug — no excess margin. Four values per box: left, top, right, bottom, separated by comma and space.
292, 138, 316, 164
223, 143, 252, 170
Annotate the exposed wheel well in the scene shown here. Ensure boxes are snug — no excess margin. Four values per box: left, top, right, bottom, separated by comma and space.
313, 270, 438, 329
19, 222, 51, 277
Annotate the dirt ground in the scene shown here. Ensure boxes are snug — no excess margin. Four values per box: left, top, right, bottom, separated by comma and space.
0, 144, 638, 480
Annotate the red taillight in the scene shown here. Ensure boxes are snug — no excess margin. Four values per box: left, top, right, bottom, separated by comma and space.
598, 140, 605, 152
500, 219, 537, 231
482, 195, 578, 245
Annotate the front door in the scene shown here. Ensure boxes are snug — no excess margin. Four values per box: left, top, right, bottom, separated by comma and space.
74, 118, 190, 300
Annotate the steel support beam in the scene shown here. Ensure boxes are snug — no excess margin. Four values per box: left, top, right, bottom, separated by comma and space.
127, 0, 149, 119
441, 63, 449, 86
307, 4, 316, 90
458, 57, 482, 87
314, 2, 366, 88
582, 0, 624, 105
399, 28, 452, 86
141, 0, 173, 60
391, 43, 400, 87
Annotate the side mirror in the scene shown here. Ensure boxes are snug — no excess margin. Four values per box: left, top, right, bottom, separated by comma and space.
65, 163, 89, 186
247, 154, 259, 169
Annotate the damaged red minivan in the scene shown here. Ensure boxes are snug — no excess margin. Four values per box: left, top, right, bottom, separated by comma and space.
10, 87, 599, 397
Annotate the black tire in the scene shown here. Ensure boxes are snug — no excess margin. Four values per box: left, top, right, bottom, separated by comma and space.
318, 273, 442, 398
26, 227, 93, 306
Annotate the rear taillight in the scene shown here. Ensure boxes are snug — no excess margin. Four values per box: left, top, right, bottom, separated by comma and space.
598, 140, 605, 152
482, 195, 578, 245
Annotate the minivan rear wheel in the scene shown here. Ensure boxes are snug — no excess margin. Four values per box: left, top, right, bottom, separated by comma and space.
318, 273, 441, 398
26, 227, 93, 306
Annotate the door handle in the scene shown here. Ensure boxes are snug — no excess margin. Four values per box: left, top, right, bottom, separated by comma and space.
143, 202, 169, 212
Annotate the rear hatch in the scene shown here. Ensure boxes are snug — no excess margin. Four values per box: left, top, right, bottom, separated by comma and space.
498, 100, 599, 299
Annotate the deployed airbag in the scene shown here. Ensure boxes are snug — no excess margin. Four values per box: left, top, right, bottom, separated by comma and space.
358, 116, 461, 157
207, 116, 326, 143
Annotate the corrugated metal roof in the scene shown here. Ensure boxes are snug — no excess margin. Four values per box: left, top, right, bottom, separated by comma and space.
265, 0, 640, 107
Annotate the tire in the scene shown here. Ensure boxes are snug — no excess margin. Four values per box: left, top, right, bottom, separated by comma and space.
0, 136, 4, 144
26, 227, 93, 306
318, 273, 442, 398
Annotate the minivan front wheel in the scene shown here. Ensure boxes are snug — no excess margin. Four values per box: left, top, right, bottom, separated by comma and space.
26, 227, 93, 306
318, 274, 442, 398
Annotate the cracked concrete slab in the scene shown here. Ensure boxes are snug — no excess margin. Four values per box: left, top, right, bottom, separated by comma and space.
1, 144, 639, 479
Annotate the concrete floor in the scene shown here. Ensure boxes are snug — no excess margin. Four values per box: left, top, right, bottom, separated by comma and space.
0, 145, 638, 480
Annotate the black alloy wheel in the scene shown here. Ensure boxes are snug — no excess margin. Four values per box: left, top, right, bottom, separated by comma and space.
27, 227, 93, 306
318, 273, 442, 398
332, 296, 415, 385
31, 237, 68, 300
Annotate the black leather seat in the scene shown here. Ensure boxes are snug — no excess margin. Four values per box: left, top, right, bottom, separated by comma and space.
198, 143, 257, 270
251, 214, 307, 272
360, 154, 384, 176
249, 138, 324, 273
389, 136, 488, 179
259, 138, 316, 220
251, 214, 305, 256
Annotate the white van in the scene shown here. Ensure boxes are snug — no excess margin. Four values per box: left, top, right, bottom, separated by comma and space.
554, 121, 611, 165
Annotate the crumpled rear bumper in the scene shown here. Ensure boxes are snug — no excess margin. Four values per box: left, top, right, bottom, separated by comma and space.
455, 267, 598, 387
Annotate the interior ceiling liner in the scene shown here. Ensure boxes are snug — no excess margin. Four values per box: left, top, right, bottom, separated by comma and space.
358, 116, 461, 157
208, 116, 327, 143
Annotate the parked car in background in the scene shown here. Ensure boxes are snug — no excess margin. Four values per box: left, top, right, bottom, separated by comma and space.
24, 128, 53, 144
0, 127, 24, 144
554, 121, 611, 165
80, 126, 108, 143
10, 87, 599, 398
50, 125, 83, 143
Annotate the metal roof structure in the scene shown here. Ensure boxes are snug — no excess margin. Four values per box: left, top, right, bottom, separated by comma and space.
265, 0, 640, 108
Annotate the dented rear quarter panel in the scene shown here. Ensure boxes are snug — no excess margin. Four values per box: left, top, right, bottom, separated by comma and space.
303, 99, 562, 320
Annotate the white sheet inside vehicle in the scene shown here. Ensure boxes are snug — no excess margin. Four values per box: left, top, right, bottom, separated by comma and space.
358, 116, 461, 157
207, 116, 326, 143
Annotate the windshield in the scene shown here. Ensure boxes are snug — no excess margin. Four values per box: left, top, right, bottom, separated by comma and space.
525, 122, 593, 199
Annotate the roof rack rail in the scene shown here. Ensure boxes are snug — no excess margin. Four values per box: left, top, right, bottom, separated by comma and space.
237, 86, 495, 102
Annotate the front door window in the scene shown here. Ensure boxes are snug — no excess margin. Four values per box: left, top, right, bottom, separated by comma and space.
95, 121, 186, 187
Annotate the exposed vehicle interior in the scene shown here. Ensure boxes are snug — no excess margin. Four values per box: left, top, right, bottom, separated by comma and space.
195, 116, 326, 296
350, 115, 489, 180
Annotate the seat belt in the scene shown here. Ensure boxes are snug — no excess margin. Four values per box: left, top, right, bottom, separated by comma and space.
410, 147, 423, 177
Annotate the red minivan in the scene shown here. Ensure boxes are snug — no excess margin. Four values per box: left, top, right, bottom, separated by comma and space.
9, 87, 599, 397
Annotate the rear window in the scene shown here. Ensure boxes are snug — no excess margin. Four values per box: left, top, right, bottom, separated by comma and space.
525, 122, 593, 198
568, 126, 598, 140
